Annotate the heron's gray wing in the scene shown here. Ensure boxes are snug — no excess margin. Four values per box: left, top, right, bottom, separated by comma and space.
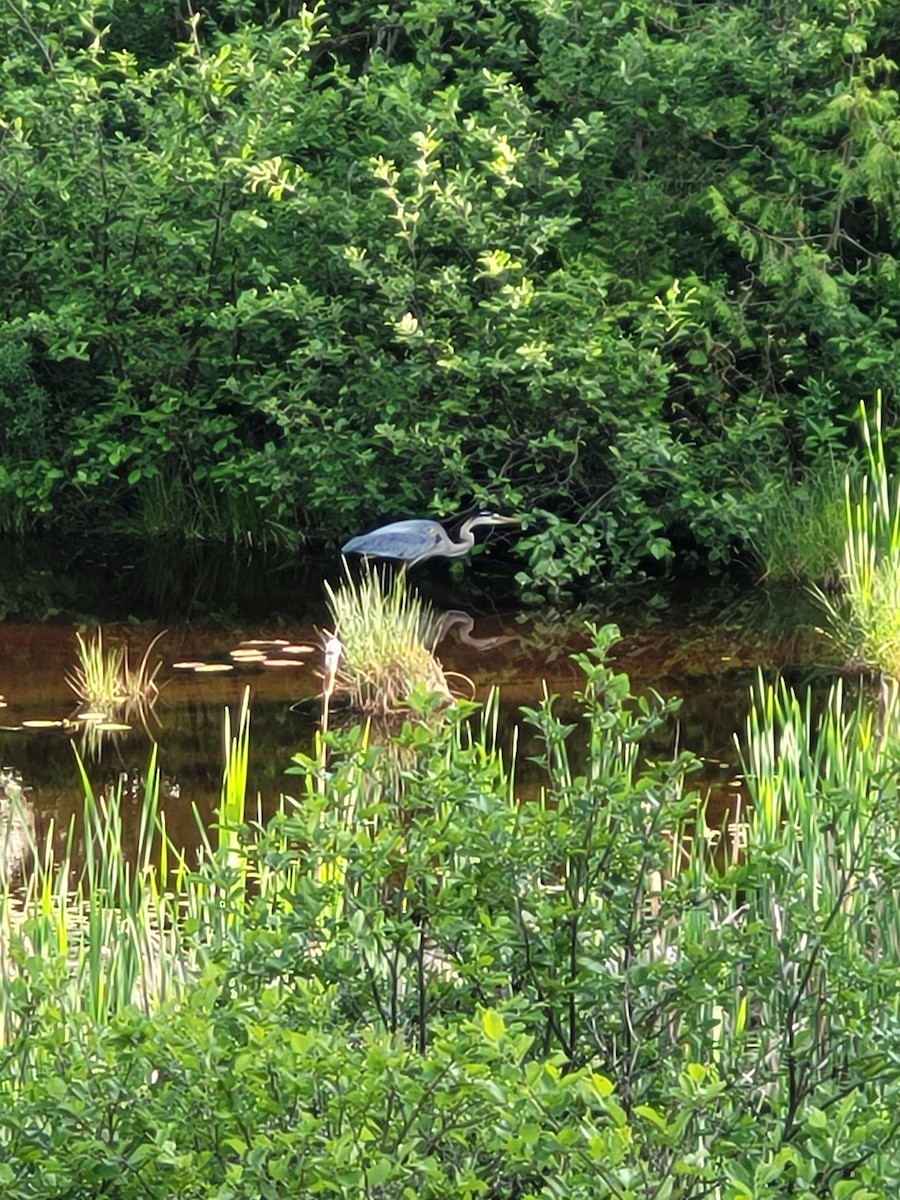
342, 521, 447, 562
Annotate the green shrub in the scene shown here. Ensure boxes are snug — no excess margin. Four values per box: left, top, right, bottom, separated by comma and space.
0, 331, 65, 531
6, 2, 900, 590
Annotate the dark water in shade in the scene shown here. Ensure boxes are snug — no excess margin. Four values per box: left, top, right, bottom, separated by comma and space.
0, 536, 836, 876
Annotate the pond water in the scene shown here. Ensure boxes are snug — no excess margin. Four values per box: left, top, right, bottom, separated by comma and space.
0, 537, 833, 879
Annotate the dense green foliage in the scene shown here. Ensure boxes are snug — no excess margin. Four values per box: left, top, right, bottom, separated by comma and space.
3, 628, 900, 1193
4, 0, 900, 589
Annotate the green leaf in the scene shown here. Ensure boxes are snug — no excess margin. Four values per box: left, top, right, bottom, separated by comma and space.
367, 1159, 392, 1187
481, 1009, 506, 1041
806, 1107, 828, 1130
635, 1104, 668, 1131
520, 1122, 541, 1147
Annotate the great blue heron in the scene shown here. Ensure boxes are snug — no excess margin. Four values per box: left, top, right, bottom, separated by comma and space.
341, 510, 522, 568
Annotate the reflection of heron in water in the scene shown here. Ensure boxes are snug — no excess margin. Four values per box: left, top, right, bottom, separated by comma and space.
0, 768, 36, 888
342, 510, 523, 568
425, 610, 516, 653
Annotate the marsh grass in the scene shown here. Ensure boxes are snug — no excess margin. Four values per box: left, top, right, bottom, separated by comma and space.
67, 628, 165, 716
0, 746, 188, 1041
813, 398, 900, 676
607, 667, 900, 1089
135, 469, 291, 546
750, 456, 848, 584
736, 670, 900, 1011
324, 563, 454, 713
16, 626, 899, 1055
0, 689, 259, 1045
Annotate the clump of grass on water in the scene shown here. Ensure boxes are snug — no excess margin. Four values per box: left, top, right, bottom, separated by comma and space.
67, 627, 164, 711
324, 564, 453, 714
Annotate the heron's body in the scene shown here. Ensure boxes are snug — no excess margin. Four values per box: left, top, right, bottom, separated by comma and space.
342, 511, 521, 567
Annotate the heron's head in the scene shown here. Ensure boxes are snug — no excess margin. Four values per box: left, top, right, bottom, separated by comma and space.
475, 510, 524, 527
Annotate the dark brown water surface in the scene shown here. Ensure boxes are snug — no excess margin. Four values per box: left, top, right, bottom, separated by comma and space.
0, 538, 834, 875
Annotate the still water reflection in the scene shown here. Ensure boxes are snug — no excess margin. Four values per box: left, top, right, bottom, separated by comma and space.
0, 537, 833, 872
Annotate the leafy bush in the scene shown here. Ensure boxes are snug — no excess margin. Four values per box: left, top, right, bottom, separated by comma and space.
4, 3, 900, 590
0, 331, 65, 531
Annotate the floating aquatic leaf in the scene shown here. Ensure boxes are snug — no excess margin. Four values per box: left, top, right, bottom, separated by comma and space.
193, 664, 234, 673
95, 722, 132, 732
172, 660, 207, 670
263, 658, 303, 668
239, 638, 290, 647
22, 719, 64, 729
281, 644, 315, 654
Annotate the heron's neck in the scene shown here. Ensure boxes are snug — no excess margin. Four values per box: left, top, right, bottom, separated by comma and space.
449, 521, 479, 555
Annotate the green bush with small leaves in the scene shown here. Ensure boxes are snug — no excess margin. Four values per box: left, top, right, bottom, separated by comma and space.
3, 1, 900, 589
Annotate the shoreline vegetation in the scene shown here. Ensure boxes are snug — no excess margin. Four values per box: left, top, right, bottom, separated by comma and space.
1, 628, 900, 1195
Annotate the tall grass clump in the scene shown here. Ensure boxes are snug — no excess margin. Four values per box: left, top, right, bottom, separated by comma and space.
734, 672, 900, 1063
0, 746, 188, 1043
741, 673, 900, 952
135, 468, 291, 546
0, 689, 257, 1044
750, 455, 849, 584
324, 563, 453, 713
67, 627, 164, 713
814, 396, 900, 676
